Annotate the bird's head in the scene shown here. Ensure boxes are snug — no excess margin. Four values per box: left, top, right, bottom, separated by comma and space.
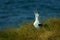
34, 10, 39, 17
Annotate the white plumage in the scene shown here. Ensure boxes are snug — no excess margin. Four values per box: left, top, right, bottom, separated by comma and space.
33, 10, 41, 29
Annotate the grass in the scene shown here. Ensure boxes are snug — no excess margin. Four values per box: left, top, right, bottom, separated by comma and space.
0, 18, 60, 40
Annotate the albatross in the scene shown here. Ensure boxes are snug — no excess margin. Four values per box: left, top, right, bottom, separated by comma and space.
33, 10, 42, 29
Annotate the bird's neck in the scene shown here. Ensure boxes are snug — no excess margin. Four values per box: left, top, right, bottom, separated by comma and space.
35, 16, 39, 22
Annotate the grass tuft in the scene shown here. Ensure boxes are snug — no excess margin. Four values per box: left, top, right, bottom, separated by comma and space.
0, 18, 60, 40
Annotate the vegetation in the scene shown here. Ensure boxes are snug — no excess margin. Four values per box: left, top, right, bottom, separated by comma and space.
0, 18, 60, 40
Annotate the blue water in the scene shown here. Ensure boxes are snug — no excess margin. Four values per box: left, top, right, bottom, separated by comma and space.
0, 0, 60, 29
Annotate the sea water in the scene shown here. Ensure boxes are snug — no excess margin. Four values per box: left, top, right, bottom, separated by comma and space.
0, 0, 60, 29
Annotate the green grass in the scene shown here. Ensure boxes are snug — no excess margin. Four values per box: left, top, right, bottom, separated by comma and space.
0, 18, 60, 40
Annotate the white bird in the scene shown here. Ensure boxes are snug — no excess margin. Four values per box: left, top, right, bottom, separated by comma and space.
33, 10, 42, 29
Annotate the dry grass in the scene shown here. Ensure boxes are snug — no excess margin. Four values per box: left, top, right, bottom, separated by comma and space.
0, 18, 60, 40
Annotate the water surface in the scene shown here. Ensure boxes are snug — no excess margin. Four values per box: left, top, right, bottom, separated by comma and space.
0, 0, 60, 29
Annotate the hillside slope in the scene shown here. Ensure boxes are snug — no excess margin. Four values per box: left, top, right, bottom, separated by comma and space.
0, 18, 60, 40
